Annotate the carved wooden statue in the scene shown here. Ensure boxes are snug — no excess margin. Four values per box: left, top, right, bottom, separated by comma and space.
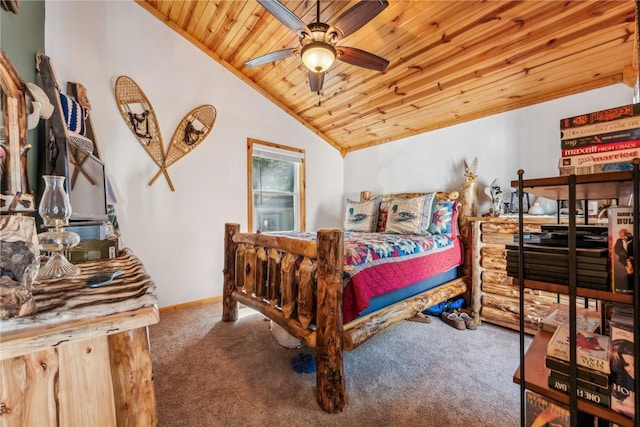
460, 157, 478, 224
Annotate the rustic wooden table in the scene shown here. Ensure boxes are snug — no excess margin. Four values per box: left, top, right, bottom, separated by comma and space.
0, 248, 159, 426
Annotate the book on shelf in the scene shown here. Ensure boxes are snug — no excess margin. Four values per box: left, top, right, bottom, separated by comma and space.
561, 139, 640, 158
540, 306, 600, 334
558, 147, 640, 169
608, 206, 634, 294
559, 161, 633, 177
602, 302, 615, 337
609, 304, 635, 419
525, 389, 570, 427
560, 116, 640, 140
560, 104, 640, 130
560, 128, 640, 149
547, 325, 611, 374
547, 371, 610, 407
548, 367, 609, 393
545, 355, 609, 388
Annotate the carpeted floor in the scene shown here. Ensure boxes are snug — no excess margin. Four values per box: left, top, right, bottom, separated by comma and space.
149, 303, 529, 426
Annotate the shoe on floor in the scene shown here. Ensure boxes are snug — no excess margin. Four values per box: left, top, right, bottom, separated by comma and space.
441, 311, 465, 330
458, 312, 477, 330
408, 312, 431, 324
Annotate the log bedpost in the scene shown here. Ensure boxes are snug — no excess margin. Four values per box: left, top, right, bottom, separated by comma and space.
222, 223, 240, 321
315, 228, 347, 413
459, 159, 478, 316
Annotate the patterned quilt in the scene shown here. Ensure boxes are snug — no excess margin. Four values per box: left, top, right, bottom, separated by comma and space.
266, 231, 462, 322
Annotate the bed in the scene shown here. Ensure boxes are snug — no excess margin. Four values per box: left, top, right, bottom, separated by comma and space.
222, 166, 478, 413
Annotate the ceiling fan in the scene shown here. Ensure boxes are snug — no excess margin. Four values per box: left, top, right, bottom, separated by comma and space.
244, 0, 390, 92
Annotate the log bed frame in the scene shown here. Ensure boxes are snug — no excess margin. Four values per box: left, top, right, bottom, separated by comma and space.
222, 172, 478, 413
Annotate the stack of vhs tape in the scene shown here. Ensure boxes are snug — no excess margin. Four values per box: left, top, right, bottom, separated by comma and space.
559, 103, 640, 176
545, 323, 611, 408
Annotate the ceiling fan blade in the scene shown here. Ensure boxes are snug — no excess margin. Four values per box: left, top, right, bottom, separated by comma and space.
332, 0, 389, 38
337, 46, 389, 72
257, 0, 310, 37
309, 71, 325, 92
244, 48, 298, 67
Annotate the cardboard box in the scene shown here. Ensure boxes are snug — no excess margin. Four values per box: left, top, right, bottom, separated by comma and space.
66, 221, 114, 241
67, 239, 118, 263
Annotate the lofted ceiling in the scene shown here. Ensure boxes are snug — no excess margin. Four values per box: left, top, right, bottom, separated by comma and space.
137, 0, 637, 156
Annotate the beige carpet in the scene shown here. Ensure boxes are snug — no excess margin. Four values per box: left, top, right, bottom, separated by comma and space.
149, 303, 528, 426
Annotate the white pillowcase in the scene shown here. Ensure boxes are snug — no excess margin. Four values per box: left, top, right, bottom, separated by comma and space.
344, 196, 381, 232
384, 193, 435, 234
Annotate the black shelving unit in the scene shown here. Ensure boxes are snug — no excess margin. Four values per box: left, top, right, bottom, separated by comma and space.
512, 163, 640, 427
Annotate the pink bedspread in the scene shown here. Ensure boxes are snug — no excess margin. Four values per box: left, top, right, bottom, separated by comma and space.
343, 237, 462, 322
265, 231, 462, 323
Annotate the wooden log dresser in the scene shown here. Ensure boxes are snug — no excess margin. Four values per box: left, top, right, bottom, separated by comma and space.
0, 248, 159, 426
470, 214, 600, 334
470, 215, 565, 334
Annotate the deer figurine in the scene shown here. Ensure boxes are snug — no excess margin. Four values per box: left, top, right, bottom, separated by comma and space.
460, 157, 478, 222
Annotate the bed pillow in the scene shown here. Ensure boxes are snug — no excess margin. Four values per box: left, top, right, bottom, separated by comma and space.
428, 200, 459, 238
384, 193, 435, 234
344, 196, 381, 232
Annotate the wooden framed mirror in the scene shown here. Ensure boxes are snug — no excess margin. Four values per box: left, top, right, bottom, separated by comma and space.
0, 48, 34, 213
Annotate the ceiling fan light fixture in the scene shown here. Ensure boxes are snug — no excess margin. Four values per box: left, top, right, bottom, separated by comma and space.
301, 41, 336, 73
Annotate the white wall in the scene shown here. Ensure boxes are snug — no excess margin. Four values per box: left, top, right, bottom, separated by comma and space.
44, 1, 635, 307
45, 1, 343, 307
344, 84, 634, 213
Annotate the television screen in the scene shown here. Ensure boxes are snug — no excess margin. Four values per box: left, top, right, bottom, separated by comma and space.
65, 145, 108, 222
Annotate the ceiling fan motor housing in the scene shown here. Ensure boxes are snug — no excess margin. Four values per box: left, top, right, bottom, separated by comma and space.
305, 22, 334, 42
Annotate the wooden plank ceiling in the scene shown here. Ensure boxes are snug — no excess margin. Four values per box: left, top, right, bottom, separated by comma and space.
137, 0, 636, 156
